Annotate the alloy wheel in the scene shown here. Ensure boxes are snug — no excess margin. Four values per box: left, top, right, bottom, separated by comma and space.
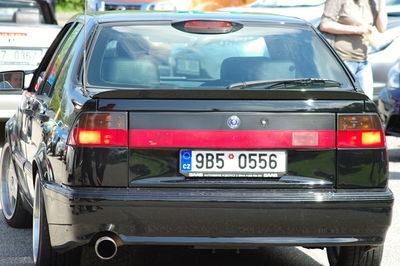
1, 147, 18, 220
32, 176, 41, 263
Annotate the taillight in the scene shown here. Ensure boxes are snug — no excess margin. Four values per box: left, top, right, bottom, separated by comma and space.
337, 115, 385, 148
69, 112, 128, 147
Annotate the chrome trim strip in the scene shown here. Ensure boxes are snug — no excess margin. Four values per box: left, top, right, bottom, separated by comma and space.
43, 182, 393, 203
117, 236, 382, 246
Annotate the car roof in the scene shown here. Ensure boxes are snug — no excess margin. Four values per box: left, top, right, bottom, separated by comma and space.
72, 11, 311, 26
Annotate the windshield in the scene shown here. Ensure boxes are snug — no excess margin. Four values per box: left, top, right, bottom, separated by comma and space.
87, 22, 351, 90
253, 0, 325, 7
0, 0, 44, 23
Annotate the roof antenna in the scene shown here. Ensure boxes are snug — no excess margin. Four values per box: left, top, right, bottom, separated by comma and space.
82, 0, 88, 95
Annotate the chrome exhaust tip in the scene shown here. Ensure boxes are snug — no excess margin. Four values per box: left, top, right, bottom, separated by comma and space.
94, 236, 118, 260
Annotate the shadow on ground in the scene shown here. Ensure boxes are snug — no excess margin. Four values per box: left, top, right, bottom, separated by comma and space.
80, 245, 325, 266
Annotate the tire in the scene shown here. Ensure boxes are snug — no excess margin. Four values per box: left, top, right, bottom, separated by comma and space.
32, 175, 81, 266
0, 142, 31, 228
0, 121, 5, 147
327, 245, 384, 266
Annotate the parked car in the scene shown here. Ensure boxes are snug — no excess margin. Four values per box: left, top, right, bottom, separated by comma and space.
377, 59, 400, 135
219, 0, 326, 21
0, 0, 60, 141
0, 11, 393, 266
369, 11, 400, 100
387, 0, 400, 13
86, 0, 256, 11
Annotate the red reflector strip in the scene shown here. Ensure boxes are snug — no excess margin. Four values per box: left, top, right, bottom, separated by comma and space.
73, 128, 128, 147
337, 130, 385, 148
0, 32, 27, 36
129, 130, 335, 149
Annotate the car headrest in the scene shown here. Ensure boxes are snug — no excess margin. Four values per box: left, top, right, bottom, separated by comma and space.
12, 8, 41, 24
220, 57, 296, 83
101, 57, 159, 86
116, 36, 151, 58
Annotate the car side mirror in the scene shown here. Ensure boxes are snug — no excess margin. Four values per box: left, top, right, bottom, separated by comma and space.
0, 71, 25, 91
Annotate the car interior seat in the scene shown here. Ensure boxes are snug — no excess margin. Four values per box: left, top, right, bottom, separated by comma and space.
12, 8, 41, 24
221, 57, 296, 82
102, 57, 160, 86
101, 41, 159, 86
202, 57, 296, 87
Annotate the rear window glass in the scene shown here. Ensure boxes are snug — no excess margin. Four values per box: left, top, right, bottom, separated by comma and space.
87, 22, 351, 90
0, 1, 44, 24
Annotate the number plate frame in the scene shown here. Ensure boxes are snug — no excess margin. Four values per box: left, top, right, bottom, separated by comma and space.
180, 150, 287, 178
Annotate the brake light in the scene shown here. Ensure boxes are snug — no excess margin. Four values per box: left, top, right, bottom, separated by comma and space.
173, 20, 241, 34
69, 112, 128, 147
337, 115, 385, 148
184, 21, 232, 33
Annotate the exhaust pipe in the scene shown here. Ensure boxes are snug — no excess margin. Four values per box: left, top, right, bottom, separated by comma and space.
95, 236, 118, 260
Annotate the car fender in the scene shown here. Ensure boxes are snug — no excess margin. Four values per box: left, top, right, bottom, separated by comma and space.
32, 143, 54, 184
4, 117, 14, 144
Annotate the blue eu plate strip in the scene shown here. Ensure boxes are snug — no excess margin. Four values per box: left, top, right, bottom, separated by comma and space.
180, 150, 192, 171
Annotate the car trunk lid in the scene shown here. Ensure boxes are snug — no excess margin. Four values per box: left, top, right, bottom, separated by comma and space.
89, 89, 375, 189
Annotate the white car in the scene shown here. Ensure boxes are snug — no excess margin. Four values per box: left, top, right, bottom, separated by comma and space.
219, 0, 325, 22
0, 0, 60, 140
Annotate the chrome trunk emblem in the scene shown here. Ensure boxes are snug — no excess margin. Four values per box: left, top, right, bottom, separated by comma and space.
227, 115, 241, 129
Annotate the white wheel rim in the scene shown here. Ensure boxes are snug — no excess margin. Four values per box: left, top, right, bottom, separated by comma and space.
1, 147, 18, 219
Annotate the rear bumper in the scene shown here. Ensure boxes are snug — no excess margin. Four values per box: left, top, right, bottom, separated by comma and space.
42, 182, 394, 251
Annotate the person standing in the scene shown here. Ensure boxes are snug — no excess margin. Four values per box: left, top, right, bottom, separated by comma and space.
319, 0, 387, 99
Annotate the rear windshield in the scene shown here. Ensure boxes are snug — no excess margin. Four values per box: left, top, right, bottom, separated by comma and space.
88, 22, 351, 90
0, 0, 44, 24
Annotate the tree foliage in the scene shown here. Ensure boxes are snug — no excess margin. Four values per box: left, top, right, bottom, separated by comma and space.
56, 0, 85, 12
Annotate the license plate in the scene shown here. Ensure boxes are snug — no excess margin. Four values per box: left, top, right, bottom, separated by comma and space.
180, 150, 287, 178
0, 49, 43, 66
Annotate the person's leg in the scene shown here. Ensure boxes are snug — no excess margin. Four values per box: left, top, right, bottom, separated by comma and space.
357, 61, 373, 99
344, 61, 358, 76
344, 61, 373, 99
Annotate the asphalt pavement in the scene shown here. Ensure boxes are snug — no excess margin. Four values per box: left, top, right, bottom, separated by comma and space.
0, 137, 399, 265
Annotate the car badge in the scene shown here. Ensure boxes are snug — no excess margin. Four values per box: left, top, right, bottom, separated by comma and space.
227, 115, 241, 129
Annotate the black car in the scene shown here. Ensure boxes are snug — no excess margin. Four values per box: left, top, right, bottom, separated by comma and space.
0, 11, 393, 266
